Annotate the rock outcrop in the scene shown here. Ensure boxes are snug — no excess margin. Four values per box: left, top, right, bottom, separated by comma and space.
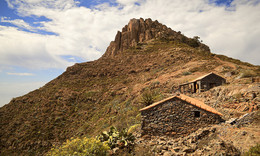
102, 18, 210, 57
103, 18, 210, 57
103, 18, 177, 57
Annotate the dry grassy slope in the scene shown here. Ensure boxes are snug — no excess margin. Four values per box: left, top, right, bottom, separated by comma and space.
0, 38, 259, 155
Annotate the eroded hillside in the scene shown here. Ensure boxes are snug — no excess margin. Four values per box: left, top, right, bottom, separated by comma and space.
0, 18, 259, 155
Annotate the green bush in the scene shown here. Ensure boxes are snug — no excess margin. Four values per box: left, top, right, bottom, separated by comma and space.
187, 38, 200, 48
140, 89, 162, 106
140, 89, 163, 106
97, 126, 135, 151
243, 144, 260, 156
182, 71, 192, 75
140, 90, 154, 106
47, 137, 110, 156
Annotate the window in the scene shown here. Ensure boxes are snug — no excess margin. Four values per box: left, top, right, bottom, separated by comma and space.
194, 111, 200, 117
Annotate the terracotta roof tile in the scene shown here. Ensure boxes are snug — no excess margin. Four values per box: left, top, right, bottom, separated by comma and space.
139, 94, 223, 116
176, 94, 223, 116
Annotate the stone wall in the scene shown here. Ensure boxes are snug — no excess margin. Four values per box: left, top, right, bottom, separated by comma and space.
201, 74, 226, 91
141, 97, 223, 138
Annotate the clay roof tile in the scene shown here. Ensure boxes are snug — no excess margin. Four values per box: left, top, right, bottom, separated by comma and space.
139, 94, 223, 116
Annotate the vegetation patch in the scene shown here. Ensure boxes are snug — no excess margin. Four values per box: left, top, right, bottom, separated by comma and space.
97, 126, 135, 151
47, 137, 109, 156
48, 126, 136, 155
140, 89, 163, 106
243, 144, 260, 156
182, 71, 192, 76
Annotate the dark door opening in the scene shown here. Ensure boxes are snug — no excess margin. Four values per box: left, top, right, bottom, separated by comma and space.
193, 82, 197, 93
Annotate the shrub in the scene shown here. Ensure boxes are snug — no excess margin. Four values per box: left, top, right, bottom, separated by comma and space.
182, 71, 192, 76
187, 38, 200, 48
97, 126, 135, 151
140, 89, 161, 106
140, 91, 154, 106
47, 137, 109, 156
243, 144, 260, 156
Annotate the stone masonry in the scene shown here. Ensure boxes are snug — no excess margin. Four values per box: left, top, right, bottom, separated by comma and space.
179, 72, 226, 93
140, 94, 224, 138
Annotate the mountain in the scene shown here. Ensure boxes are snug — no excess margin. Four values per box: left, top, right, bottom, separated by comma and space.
0, 18, 259, 155
103, 18, 210, 57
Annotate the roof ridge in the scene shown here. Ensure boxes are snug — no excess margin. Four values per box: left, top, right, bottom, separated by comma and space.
180, 72, 224, 85
179, 94, 223, 116
140, 94, 223, 116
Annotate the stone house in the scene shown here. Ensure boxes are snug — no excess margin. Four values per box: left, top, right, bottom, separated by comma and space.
140, 94, 223, 138
179, 72, 226, 94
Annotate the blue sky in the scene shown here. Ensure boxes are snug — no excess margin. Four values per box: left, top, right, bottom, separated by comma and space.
0, 0, 260, 107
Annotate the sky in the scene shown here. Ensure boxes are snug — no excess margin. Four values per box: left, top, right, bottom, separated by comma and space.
0, 0, 260, 107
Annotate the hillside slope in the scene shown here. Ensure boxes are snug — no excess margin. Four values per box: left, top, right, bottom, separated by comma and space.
0, 18, 259, 155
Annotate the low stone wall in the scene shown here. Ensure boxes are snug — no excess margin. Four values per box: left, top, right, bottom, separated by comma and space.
141, 97, 223, 138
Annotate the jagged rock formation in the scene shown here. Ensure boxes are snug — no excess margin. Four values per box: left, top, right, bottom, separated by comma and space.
103, 18, 210, 57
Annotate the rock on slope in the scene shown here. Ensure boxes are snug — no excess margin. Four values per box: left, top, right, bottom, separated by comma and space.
0, 18, 259, 155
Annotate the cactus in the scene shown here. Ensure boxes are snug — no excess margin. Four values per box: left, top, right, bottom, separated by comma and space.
97, 126, 135, 150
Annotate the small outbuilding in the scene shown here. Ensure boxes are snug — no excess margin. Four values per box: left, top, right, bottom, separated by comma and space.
140, 94, 223, 138
179, 72, 226, 93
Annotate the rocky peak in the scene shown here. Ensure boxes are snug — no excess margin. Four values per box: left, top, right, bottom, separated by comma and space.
102, 18, 178, 57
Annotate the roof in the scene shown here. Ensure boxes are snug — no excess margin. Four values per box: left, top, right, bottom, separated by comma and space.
139, 94, 223, 116
191, 72, 214, 82
179, 72, 224, 86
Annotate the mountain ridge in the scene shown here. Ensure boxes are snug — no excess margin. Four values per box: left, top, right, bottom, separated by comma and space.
0, 18, 259, 155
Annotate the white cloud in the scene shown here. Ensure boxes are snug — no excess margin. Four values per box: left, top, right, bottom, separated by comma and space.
7, 72, 34, 76
115, 0, 141, 6
1, 0, 260, 69
6, 0, 77, 16
1, 17, 36, 31
0, 25, 73, 69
